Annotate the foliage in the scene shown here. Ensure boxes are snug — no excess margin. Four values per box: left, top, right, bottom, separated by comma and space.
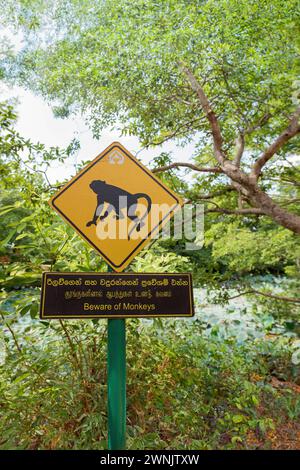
2, 0, 298, 147
1, 0, 299, 308
0, 317, 299, 450
206, 221, 299, 275
0, 319, 108, 449
0, 1, 300, 451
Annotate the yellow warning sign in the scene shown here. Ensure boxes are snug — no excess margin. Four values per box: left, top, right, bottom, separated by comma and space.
49, 142, 183, 272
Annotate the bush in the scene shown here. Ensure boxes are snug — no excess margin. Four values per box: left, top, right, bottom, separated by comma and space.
1, 316, 298, 450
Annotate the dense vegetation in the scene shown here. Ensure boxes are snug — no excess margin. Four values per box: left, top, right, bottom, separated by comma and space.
0, 0, 300, 450
1, 317, 300, 450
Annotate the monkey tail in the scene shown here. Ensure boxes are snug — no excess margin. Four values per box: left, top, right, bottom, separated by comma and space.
127, 193, 152, 239
134, 193, 152, 215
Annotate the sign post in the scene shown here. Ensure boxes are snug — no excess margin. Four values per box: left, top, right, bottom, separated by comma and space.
43, 142, 194, 450
107, 317, 126, 450
107, 266, 126, 450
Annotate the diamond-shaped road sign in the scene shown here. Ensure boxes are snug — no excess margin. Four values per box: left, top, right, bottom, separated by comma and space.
49, 142, 183, 272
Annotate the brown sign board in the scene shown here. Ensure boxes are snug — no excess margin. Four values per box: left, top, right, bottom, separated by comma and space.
40, 272, 194, 319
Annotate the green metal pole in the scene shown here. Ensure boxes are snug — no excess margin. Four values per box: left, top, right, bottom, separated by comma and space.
107, 265, 126, 450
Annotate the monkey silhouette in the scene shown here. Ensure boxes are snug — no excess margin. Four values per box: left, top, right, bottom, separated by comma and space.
86, 180, 152, 238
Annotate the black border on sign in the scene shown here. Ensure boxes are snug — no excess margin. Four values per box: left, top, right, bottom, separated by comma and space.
40, 272, 194, 319
51, 144, 181, 269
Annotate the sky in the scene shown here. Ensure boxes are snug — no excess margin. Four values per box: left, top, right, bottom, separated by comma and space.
2, 25, 299, 189
0, 26, 197, 185
3, 84, 197, 184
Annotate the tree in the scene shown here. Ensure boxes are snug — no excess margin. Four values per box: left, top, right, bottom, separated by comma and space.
1, 0, 299, 234
1, 0, 300, 312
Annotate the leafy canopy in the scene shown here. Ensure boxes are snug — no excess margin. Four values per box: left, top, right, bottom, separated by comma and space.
1, 0, 298, 151
0, 0, 299, 311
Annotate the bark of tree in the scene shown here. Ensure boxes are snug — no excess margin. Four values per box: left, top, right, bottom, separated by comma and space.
173, 62, 300, 235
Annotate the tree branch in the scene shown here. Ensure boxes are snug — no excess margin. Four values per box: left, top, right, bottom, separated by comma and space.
276, 198, 300, 207
177, 62, 300, 234
245, 113, 272, 135
280, 177, 300, 187
186, 186, 235, 202
59, 320, 85, 379
233, 114, 272, 167
146, 116, 206, 147
179, 62, 227, 165
233, 134, 245, 167
228, 289, 300, 304
152, 162, 222, 174
1, 312, 22, 353
251, 107, 300, 180
205, 207, 265, 216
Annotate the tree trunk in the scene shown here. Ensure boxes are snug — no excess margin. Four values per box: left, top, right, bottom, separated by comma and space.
221, 161, 300, 234
249, 187, 300, 234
